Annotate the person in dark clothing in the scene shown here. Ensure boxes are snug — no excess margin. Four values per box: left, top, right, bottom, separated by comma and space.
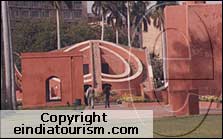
103, 85, 111, 108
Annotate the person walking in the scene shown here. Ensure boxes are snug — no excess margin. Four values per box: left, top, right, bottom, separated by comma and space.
103, 85, 111, 108
84, 85, 91, 106
86, 86, 95, 109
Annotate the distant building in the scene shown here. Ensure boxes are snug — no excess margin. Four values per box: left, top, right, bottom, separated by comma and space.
8, 1, 88, 24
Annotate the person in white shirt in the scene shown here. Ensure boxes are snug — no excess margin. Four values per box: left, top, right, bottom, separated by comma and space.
86, 86, 95, 109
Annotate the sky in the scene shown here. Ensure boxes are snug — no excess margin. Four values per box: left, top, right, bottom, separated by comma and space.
87, 1, 222, 13
87, 1, 94, 13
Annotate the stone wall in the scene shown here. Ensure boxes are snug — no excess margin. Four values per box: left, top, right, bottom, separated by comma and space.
165, 3, 222, 116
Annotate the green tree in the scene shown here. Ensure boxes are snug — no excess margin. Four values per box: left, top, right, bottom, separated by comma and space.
12, 19, 57, 54
150, 1, 178, 84
62, 21, 101, 45
12, 19, 57, 71
151, 1, 178, 29
12, 20, 128, 70
91, 1, 109, 41
130, 1, 152, 48
50, 1, 73, 49
92, 1, 152, 48
150, 53, 164, 88
106, 1, 127, 44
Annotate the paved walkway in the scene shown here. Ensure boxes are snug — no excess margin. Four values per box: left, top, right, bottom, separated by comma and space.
85, 102, 222, 118
85, 103, 173, 118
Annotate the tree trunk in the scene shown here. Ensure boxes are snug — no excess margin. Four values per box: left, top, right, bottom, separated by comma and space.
2, 1, 16, 109
56, 9, 61, 49
127, 1, 131, 47
139, 24, 143, 48
101, 10, 104, 41
161, 21, 167, 84
116, 29, 119, 44
7, 1, 16, 110
1, 49, 6, 109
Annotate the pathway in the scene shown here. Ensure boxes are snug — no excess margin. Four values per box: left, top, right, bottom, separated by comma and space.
85, 102, 222, 118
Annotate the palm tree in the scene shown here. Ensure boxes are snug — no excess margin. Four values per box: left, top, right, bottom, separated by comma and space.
150, 1, 178, 83
127, 1, 131, 47
92, 1, 109, 41
106, 1, 126, 44
151, 1, 178, 29
106, 1, 151, 47
91, 1, 150, 47
130, 1, 151, 48
50, 1, 72, 49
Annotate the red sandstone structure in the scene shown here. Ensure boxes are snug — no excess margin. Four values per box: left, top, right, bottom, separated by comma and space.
19, 40, 153, 108
16, 2, 222, 116
164, 3, 222, 115
21, 51, 84, 108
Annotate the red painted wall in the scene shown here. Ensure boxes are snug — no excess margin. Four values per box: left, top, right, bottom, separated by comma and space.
165, 4, 222, 115
21, 53, 84, 108
21, 41, 153, 107
62, 41, 152, 96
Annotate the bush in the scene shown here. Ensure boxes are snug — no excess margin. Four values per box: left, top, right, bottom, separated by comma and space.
94, 91, 104, 103
150, 53, 164, 88
199, 95, 222, 103
94, 91, 120, 103
117, 96, 151, 103
16, 100, 22, 106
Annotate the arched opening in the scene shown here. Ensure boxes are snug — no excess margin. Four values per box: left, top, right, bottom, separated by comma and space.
46, 76, 62, 102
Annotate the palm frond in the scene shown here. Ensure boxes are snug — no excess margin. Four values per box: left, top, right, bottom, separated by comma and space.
50, 1, 72, 9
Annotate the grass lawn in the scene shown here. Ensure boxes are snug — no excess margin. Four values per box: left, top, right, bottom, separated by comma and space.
154, 114, 222, 138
